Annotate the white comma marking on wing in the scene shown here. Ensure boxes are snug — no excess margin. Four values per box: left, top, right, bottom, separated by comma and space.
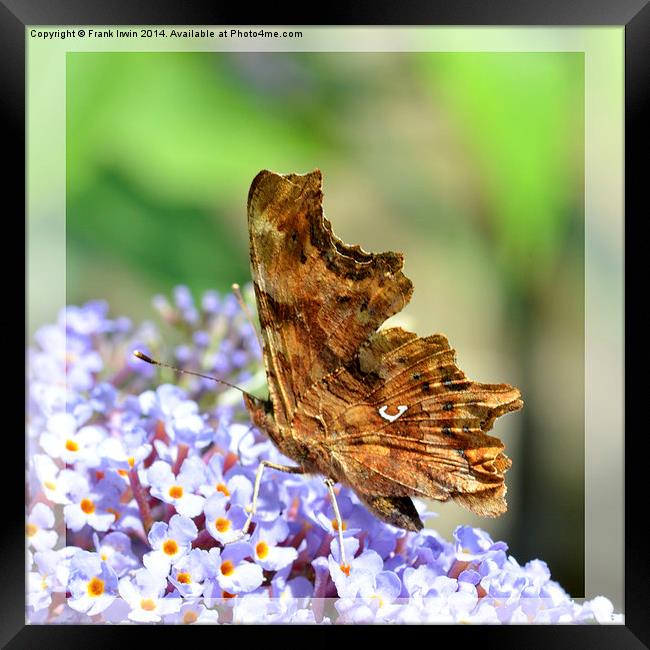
378, 405, 408, 423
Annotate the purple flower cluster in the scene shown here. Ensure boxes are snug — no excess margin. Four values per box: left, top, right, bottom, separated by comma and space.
26, 287, 622, 624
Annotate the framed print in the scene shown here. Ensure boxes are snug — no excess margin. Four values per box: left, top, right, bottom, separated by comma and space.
6, 0, 645, 645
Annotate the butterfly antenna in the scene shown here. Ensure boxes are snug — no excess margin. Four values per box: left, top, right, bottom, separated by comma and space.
231, 283, 263, 353
133, 350, 261, 402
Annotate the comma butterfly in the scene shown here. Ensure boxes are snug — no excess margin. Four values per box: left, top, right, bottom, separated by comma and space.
243, 169, 523, 532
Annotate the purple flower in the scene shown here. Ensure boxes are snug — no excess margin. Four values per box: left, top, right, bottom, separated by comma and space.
168, 548, 211, 598
63, 472, 121, 532
93, 531, 139, 577
250, 519, 298, 571
310, 493, 366, 538
67, 550, 119, 615
201, 290, 221, 314
206, 543, 264, 595
89, 382, 117, 413
197, 454, 253, 504
143, 515, 198, 576
26, 290, 623, 624
39, 413, 105, 466
203, 493, 248, 544
146, 460, 206, 518
454, 525, 508, 561
163, 601, 220, 624
327, 537, 383, 598
139, 385, 213, 448
118, 568, 182, 622
173, 285, 194, 311
65, 300, 111, 336
27, 503, 57, 551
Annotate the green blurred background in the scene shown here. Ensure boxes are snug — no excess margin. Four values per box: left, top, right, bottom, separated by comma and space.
66, 52, 584, 595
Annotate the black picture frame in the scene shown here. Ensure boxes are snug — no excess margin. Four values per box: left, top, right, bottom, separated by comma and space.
7, 0, 645, 647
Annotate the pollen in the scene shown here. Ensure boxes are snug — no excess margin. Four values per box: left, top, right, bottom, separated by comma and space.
163, 539, 179, 556
183, 610, 199, 624
215, 517, 231, 533
117, 469, 128, 477
168, 485, 184, 499
331, 519, 347, 532
26, 523, 38, 537
87, 576, 105, 597
80, 498, 95, 514
255, 541, 269, 559
95, 470, 105, 480
140, 598, 157, 611
65, 439, 79, 452
340, 563, 351, 576
176, 572, 192, 584
222, 591, 237, 599
220, 560, 235, 576
127, 456, 135, 468
44, 480, 57, 491
216, 482, 230, 497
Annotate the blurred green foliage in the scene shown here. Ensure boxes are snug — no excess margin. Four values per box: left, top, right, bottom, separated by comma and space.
421, 53, 583, 296
66, 51, 584, 595
67, 52, 583, 309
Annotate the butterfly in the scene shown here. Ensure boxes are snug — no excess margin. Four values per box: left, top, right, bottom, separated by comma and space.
243, 169, 523, 533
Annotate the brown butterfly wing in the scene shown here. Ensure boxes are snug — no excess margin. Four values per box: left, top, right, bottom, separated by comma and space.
247, 169, 413, 428
293, 328, 523, 525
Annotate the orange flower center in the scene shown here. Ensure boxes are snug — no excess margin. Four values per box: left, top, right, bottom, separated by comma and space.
95, 470, 105, 480
140, 598, 157, 611
220, 560, 235, 576
216, 483, 230, 497
26, 523, 38, 537
222, 591, 237, 599
127, 456, 135, 468
80, 498, 95, 514
215, 517, 231, 533
168, 485, 184, 499
331, 519, 347, 532
340, 563, 351, 576
117, 469, 129, 477
183, 610, 199, 624
163, 539, 179, 556
176, 572, 191, 584
65, 439, 79, 452
255, 541, 269, 559
106, 507, 120, 521
87, 577, 105, 597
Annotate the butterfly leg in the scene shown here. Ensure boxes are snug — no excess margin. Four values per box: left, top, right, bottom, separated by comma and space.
324, 478, 349, 571
228, 460, 304, 543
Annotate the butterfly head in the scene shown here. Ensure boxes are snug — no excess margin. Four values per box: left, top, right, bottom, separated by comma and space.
242, 393, 282, 447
